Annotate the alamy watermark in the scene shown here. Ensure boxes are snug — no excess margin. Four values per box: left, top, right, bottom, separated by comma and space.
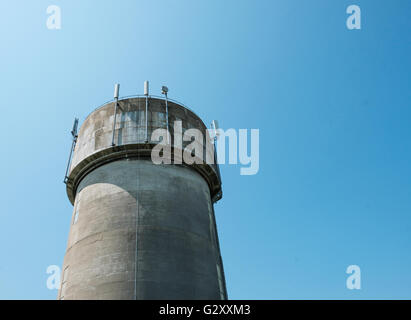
150, 121, 259, 176
46, 5, 361, 31
46, 265, 61, 290
346, 265, 361, 290
346, 5, 361, 30
46, 5, 61, 30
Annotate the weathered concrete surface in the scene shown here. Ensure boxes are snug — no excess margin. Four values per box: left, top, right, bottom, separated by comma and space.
60, 97, 226, 300
66, 98, 222, 205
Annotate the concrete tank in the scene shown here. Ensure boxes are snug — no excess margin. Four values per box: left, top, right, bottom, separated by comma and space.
59, 97, 227, 300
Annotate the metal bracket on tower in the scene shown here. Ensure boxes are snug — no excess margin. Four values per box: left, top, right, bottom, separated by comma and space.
111, 83, 120, 146
211, 120, 222, 201
161, 86, 170, 144
64, 118, 79, 184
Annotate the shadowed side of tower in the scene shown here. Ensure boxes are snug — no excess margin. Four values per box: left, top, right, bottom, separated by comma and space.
59, 97, 227, 300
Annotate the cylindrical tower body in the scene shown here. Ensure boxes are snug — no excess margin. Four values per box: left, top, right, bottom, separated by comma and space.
59, 97, 226, 300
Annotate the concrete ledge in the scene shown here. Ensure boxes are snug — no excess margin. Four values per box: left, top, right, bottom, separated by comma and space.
66, 144, 222, 205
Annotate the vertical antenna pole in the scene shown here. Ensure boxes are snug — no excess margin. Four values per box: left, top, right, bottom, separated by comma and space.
111, 84, 120, 146
165, 92, 170, 144
144, 81, 149, 143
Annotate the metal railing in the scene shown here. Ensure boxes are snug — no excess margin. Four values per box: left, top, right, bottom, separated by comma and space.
85, 94, 199, 122
66, 95, 223, 195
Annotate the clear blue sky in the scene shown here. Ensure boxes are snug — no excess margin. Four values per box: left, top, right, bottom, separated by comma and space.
0, 0, 410, 299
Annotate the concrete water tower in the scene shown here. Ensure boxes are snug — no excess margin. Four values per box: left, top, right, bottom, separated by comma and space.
59, 83, 227, 300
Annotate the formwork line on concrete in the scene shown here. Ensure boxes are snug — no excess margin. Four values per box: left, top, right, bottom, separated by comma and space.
134, 97, 141, 300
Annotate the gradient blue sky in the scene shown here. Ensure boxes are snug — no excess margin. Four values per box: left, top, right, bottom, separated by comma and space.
0, 0, 410, 299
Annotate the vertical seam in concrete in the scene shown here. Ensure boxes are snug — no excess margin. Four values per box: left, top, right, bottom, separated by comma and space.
211, 204, 228, 300
134, 100, 141, 300
134, 178, 139, 300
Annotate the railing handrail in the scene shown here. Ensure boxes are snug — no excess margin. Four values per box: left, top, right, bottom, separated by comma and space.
84, 94, 199, 122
